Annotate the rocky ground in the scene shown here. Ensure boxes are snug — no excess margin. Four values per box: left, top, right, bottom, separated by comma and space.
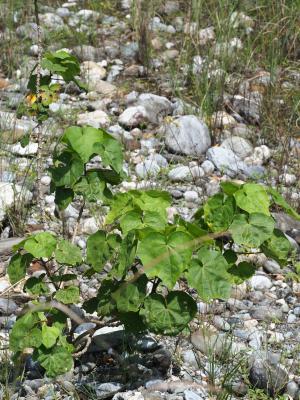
0, 0, 300, 399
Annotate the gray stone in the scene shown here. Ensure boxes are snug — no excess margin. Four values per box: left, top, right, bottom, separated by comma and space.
207, 146, 241, 177
0, 182, 32, 222
113, 392, 144, 400
77, 110, 110, 128
221, 136, 253, 159
201, 160, 214, 175
190, 166, 205, 179
213, 316, 230, 331
287, 314, 297, 324
279, 173, 297, 186
272, 212, 300, 233
230, 380, 248, 396
137, 93, 173, 124
207, 146, 265, 178
40, 13, 64, 30
263, 259, 281, 274
249, 358, 288, 396
232, 124, 253, 139
16, 23, 45, 41
191, 329, 246, 357
293, 307, 300, 316
92, 326, 125, 350
96, 382, 124, 396
0, 298, 18, 315
181, 350, 199, 369
74, 323, 96, 337
252, 306, 283, 321
287, 381, 299, 399
232, 94, 261, 124
73, 45, 104, 62
168, 166, 192, 182
6, 142, 38, 156
147, 154, 168, 168
249, 275, 272, 291
136, 336, 158, 352
81, 60, 107, 84
81, 217, 99, 235
184, 191, 199, 203
118, 106, 148, 127
56, 7, 71, 18
184, 390, 204, 400
135, 160, 161, 178
165, 116, 211, 156
120, 42, 138, 59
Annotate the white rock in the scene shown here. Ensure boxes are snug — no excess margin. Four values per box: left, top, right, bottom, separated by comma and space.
29, 44, 39, 56
40, 13, 64, 29
201, 160, 215, 175
6, 142, 38, 156
56, 7, 71, 18
167, 206, 178, 223
41, 176, 51, 185
77, 110, 110, 128
249, 275, 272, 291
190, 165, 205, 178
211, 111, 236, 128
168, 166, 192, 182
199, 26, 215, 45
221, 136, 253, 159
206, 146, 241, 177
81, 217, 100, 234
279, 173, 297, 186
81, 61, 107, 83
230, 12, 254, 29
192, 56, 205, 74
244, 145, 271, 165
45, 195, 55, 205
0, 183, 32, 222
77, 239, 86, 249
184, 190, 199, 203
137, 93, 173, 124
92, 80, 117, 96
118, 106, 148, 127
214, 37, 243, 56
164, 115, 211, 156
92, 326, 124, 350
76, 9, 100, 21
62, 204, 79, 219
0, 278, 10, 293
135, 160, 160, 178
147, 153, 168, 168
112, 391, 144, 400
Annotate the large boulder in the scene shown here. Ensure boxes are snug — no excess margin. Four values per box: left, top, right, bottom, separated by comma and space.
164, 115, 211, 156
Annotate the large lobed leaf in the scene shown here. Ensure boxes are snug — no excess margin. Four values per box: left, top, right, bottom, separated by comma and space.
230, 213, 275, 248
186, 247, 231, 301
137, 230, 193, 289
140, 291, 197, 335
234, 183, 270, 215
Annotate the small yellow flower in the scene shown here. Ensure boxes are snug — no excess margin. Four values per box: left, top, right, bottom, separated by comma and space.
26, 93, 37, 105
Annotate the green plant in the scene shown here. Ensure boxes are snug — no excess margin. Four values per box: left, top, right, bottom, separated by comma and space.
6, 120, 300, 376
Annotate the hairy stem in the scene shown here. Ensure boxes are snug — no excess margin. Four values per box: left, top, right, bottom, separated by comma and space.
33, 0, 45, 225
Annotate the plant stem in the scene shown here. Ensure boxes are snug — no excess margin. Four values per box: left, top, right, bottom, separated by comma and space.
33, 0, 45, 225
